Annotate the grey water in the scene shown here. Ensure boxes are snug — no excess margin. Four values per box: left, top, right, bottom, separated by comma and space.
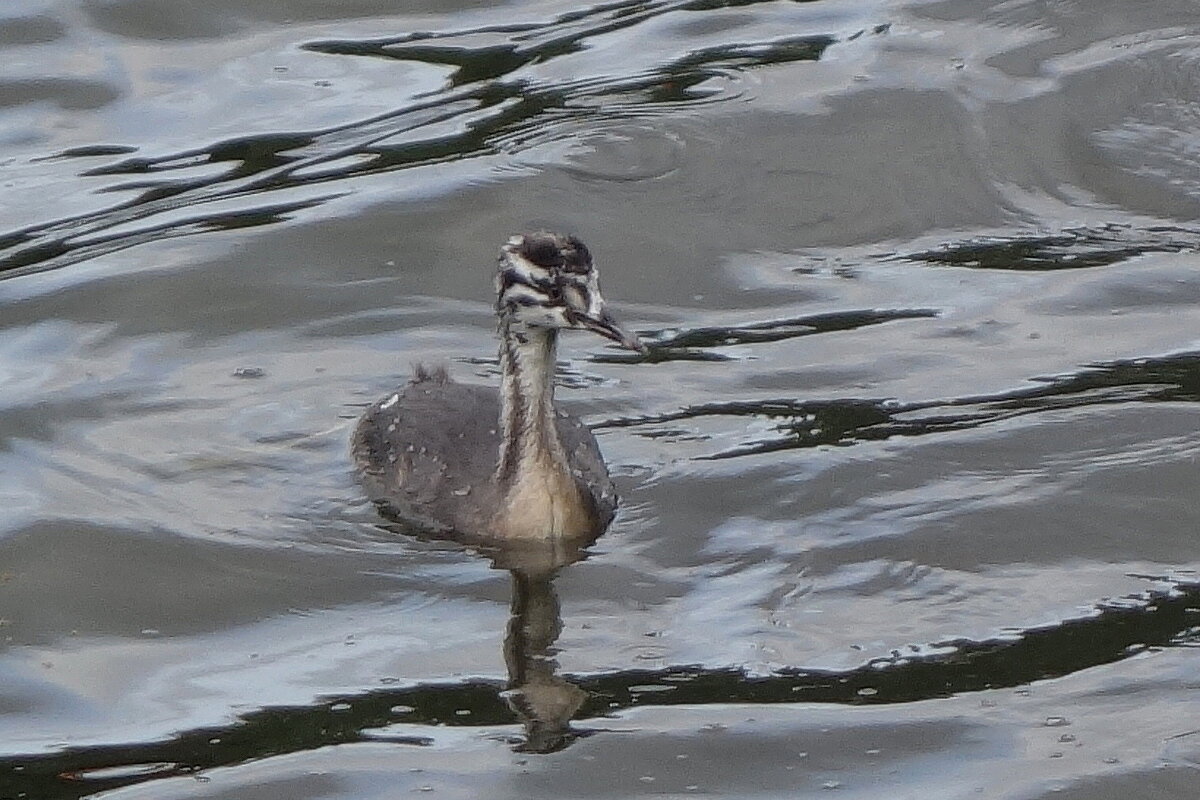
1, 0, 1199, 798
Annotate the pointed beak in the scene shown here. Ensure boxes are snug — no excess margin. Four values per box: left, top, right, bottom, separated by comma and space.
580, 307, 647, 353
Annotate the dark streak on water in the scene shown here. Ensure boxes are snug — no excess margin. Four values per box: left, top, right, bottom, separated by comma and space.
904, 224, 1200, 272
2, 580, 1196, 800
600, 350, 1200, 458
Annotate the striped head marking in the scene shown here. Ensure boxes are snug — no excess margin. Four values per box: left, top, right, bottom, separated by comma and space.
496, 232, 644, 352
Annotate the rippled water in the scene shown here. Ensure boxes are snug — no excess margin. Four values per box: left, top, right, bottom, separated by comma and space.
2, 0, 1199, 798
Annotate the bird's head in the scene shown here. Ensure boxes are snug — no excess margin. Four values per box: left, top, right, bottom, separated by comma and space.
495, 232, 645, 352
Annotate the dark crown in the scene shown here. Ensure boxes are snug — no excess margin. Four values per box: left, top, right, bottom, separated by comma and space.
516, 232, 592, 274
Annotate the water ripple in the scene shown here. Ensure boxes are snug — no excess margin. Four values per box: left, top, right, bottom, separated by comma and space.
598, 350, 1200, 458
1, 577, 1194, 799
0, 0, 873, 281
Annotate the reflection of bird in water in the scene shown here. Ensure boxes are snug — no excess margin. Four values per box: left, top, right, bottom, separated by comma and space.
354, 232, 644, 541
486, 539, 595, 753
502, 564, 586, 753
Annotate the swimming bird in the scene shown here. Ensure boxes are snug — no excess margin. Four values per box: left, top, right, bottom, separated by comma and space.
353, 232, 645, 541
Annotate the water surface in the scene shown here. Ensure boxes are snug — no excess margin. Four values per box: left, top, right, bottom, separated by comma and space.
1, 0, 1199, 798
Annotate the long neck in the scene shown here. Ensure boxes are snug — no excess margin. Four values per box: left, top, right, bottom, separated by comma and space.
497, 321, 568, 483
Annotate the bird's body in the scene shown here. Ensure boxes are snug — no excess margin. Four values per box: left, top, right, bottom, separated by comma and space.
353, 364, 616, 539
353, 233, 643, 541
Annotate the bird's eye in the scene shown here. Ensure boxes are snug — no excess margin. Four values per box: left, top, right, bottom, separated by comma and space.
546, 284, 563, 302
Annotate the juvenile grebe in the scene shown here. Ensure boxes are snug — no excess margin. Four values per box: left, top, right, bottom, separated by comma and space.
353, 232, 644, 540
